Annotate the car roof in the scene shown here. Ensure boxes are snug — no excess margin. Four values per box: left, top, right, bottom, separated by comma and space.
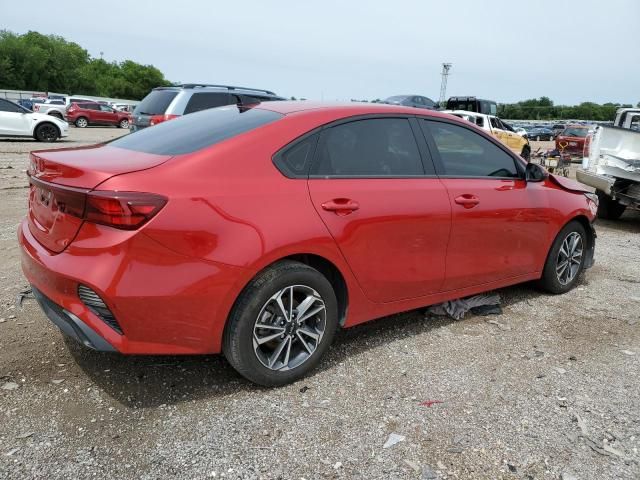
154, 84, 278, 96
254, 101, 458, 120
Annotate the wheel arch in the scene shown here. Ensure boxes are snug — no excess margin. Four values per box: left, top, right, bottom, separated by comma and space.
282, 253, 349, 327
542, 214, 595, 274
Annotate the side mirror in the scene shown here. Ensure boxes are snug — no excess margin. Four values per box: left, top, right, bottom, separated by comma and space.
525, 162, 548, 182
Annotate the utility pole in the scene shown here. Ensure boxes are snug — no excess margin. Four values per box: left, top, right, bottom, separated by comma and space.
439, 62, 452, 107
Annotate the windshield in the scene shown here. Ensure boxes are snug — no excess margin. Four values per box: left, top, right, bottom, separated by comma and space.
134, 90, 179, 115
110, 105, 283, 155
562, 127, 588, 137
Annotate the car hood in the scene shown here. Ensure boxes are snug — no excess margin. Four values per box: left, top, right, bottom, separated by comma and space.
548, 173, 590, 193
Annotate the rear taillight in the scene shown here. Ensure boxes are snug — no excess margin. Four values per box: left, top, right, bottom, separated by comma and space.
28, 175, 166, 230
34, 104, 40, 112
149, 114, 178, 126
85, 192, 167, 230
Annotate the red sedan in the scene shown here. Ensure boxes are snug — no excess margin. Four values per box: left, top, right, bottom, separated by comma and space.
555, 125, 590, 155
19, 102, 597, 386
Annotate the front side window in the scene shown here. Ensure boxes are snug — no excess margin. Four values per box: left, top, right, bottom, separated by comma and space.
490, 117, 502, 130
423, 120, 519, 178
183, 92, 231, 114
311, 118, 424, 177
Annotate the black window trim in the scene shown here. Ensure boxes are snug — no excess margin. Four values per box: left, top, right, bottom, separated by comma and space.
272, 114, 439, 179
418, 117, 526, 180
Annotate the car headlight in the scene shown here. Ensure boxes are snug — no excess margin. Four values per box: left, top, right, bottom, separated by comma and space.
584, 192, 599, 206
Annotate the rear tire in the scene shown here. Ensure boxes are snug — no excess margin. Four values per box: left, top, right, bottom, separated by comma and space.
49, 112, 63, 120
75, 117, 88, 128
596, 190, 626, 220
118, 119, 129, 129
34, 123, 60, 142
521, 146, 531, 162
538, 220, 587, 294
223, 260, 338, 386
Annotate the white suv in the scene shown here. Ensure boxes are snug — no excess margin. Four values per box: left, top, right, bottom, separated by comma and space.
0, 98, 69, 142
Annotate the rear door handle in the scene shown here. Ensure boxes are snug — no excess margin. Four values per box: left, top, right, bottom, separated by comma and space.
321, 198, 360, 215
454, 194, 480, 209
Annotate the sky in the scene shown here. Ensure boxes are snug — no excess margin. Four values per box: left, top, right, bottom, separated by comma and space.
2, 0, 639, 105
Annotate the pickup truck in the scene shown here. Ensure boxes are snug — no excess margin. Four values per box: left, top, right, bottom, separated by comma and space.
33, 99, 66, 119
33, 96, 97, 119
577, 125, 640, 219
443, 109, 531, 160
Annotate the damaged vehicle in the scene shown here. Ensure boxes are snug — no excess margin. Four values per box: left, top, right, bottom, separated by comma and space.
20, 102, 596, 386
578, 124, 640, 219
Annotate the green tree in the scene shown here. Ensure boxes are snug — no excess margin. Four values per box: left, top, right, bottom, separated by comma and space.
0, 30, 171, 99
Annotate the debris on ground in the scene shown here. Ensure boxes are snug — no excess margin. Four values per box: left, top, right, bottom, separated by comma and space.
419, 400, 444, 407
383, 433, 405, 449
16, 286, 34, 308
425, 293, 501, 320
1, 381, 19, 391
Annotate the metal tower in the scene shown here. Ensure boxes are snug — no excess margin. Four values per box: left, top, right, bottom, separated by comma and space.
439, 63, 452, 106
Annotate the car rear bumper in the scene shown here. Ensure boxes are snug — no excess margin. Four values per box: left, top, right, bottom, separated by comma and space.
31, 287, 116, 351
18, 218, 250, 355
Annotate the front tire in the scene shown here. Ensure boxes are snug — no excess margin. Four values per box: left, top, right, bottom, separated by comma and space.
223, 260, 338, 386
538, 220, 587, 294
596, 190, 626, 220
34, 123, 60, 142
75, 117, 88, 128
118, 119, 129, 129
521, 145, 531, 162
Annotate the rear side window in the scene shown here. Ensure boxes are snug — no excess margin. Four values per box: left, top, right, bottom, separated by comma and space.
273, 134, 319, 178
311, 118, 424, 177
110, 106, 283, 155
183, 92, 231, 114
422, 120, 519, 178
79, 103, 99, 110
135, 90, 178, 115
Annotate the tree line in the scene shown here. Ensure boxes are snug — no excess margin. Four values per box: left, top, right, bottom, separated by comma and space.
0, 30, 171, 100
497, 96, 638, 121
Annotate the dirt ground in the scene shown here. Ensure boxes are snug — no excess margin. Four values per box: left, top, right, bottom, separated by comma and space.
0, 129, 638, 480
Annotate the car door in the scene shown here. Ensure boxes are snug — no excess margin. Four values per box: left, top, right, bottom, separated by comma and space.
98, 105, 118, 125
307, 117, 451, 303
0, 99, 32, 136
419, 119, 552, 290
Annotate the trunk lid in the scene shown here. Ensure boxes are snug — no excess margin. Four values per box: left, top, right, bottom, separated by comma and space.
28, 145, 172, 253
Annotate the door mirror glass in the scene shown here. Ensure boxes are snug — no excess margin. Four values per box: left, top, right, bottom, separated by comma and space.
525, 162, 547, 182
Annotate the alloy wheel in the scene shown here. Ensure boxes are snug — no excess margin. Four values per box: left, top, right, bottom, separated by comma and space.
556, 232, 583, 285
38, 124, 57, 141
253, 285, 326, 371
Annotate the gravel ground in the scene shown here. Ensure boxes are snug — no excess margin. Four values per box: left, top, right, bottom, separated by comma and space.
0, 130, 638, 480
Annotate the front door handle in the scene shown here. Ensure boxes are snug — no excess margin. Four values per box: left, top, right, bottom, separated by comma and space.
454, 194, 480, 209
321, 198, 360, 215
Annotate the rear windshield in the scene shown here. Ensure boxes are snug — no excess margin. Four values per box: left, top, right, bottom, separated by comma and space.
110, 105, 283, 155
134, 90, 179, 115
562, 127, 588, 137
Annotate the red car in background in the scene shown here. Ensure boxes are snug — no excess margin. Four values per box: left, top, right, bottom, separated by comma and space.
19, 102, 597, 386
66, 102, 130, 129
556, 125, 590, 155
